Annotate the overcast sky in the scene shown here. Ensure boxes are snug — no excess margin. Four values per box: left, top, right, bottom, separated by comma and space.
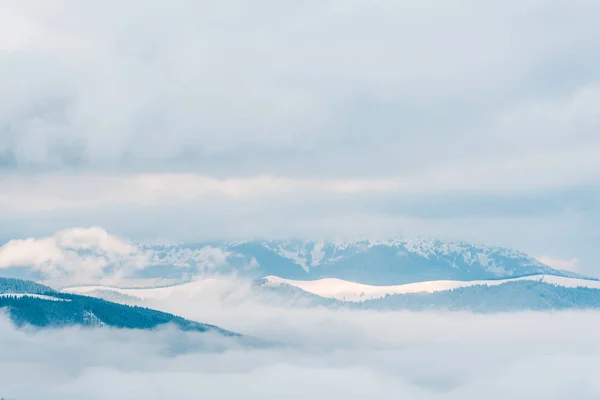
1, 0, 599, 274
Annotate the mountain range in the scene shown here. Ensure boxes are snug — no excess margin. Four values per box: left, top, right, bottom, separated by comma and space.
63, 274, 600, 313
141, 238, 580, 285
3, 236, 599, 315
258, 278, 600, 312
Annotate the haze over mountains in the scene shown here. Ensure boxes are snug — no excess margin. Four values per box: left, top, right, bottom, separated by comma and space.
1, 228, 599, 315
1, 228, 567, 281
1, 227, 578, 282
0, 277, 243, 338
144, 238, 576, 284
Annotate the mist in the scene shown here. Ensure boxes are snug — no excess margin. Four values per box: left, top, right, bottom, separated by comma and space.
2, 291, 600, 399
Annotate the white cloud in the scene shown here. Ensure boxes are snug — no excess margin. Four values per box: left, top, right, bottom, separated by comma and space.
0, 227, 149, 281
1, 304, 600, 399
0, 227, 240, 284
2, 144, 600, 214
53, 226, 139, 255
536, 256, 581, 272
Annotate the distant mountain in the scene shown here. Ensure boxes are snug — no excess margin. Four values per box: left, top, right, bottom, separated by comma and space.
0, 277, 53, 295
63, 275, 600, 313
260, 274, 600, 301
1, 236, 588, 289
0, 277, 237, 335
256, 278, 600, 312
141, 238, 574, 285
359, 281, 600, 312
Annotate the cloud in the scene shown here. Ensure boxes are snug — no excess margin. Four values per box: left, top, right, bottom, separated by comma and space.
0, 0, 599, 180
536, 256, 581, 272
0, 227, 238, 283
0, 227, 148, 281
1, 302, 600, 399
3, 160, 600, 215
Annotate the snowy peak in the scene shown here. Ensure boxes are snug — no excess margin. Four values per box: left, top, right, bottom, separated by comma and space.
259, 237, 544, 269
244, 238, 553, 284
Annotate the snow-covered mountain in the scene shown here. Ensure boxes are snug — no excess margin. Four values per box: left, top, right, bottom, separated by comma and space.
140, 238, 573, 285
46, 236, 599, 313
0, 231, 587, 286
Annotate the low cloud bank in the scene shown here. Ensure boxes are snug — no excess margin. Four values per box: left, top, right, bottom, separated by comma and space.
0, 227, 232, 284
0, 227, 147, 282
536, 255, 581, 272
1, 302, 600, 399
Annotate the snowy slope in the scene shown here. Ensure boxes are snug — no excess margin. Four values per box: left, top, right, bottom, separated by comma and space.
262, 275, 600, 302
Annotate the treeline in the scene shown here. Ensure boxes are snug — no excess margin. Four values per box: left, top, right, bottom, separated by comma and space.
0, 277, 54, 295
358, 281, 600, 312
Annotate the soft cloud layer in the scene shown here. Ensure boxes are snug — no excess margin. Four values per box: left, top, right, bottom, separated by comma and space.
0, 227, 148, 281
1, 306, 600, 399
2, 165, 600, 214
0, 227, 237, 284
536, 256, 581, 273
0, 0, 599, 177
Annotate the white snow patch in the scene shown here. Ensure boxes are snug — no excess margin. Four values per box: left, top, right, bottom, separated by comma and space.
402, 238, 434, 258
277, 248, 309, 272
147, 245, 231, 270
477, 253, 489, 267
310, 242, 325, 267
83, 310, 106, 327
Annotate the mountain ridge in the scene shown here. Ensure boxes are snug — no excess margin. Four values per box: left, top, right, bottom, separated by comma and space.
140, 237, 576, 285
1, 234, 589, 287
0, 277, 239, 335
62, 275, 600, 313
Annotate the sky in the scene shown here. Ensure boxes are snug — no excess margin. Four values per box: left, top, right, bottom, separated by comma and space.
1, 0, 599, 275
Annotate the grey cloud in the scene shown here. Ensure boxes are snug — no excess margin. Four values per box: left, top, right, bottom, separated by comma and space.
1, 0, 600, 178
